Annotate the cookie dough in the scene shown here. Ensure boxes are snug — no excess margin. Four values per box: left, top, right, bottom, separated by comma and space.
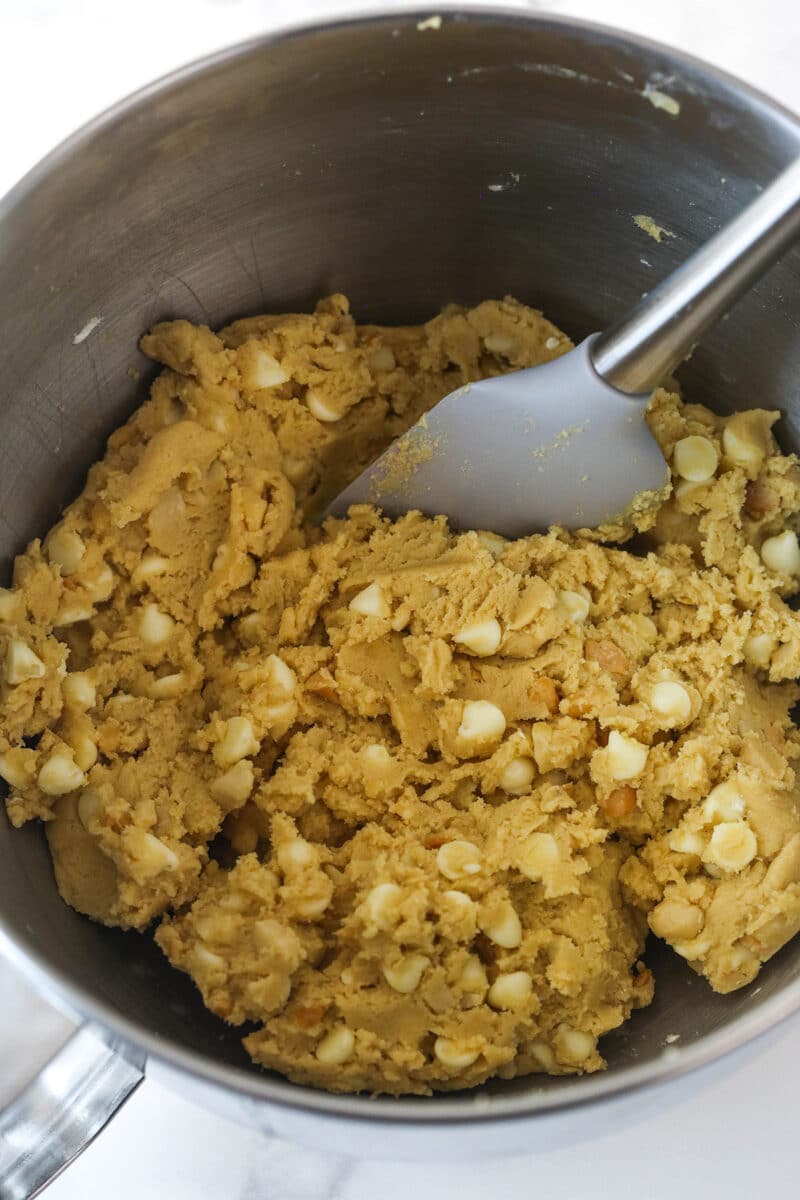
3, 295, 800, 1095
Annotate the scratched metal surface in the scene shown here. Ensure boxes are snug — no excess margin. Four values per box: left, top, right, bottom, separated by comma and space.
1, 10, 800, 1127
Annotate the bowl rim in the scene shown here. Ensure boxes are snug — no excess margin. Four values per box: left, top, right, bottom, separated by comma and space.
2, 2, 800, 1126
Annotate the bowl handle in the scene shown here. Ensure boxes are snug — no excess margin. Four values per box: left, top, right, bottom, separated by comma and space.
0, 1024, 144, 1198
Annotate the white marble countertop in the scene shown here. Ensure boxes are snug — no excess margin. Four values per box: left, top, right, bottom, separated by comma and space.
1, 0, 799, 1195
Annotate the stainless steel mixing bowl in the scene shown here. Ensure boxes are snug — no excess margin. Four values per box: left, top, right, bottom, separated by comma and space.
2, 7, 800, 1189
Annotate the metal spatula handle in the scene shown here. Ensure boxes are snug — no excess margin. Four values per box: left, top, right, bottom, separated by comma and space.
592, 157, 800, 395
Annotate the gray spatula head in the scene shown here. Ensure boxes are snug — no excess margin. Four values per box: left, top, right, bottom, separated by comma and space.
329, 156, 800, 536
328, 337, 669, 537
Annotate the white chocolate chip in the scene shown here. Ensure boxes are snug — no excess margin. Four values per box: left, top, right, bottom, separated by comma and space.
306, 390, 342, 422
649, 680, 692, 726
460, 955, 488, 993
722, 412, 771, 473
77, 788, 104, 829
434, 1037, 480, 1070
528, 1040, 555, 1071
649, 898, 705, 941
457, 700, 506, 749
674, 478, 704, 502
316, 1026, 355, 1065
219, 890, 250, 913
554, 1026, 597, 1066
192, 944, 227, 973
488, 970, 533, 1011
743, 633, 777, 669
194, 911, 236, 943
437, 840, 483, 880
368, 345, 396, 372
265, 654, 296, 695
83, 562, 114, 604
383, 953, 429, 993
277, 838, 315, 871
517, 832, 559, 882
476, 531, 507, 558
499, 756, 535, 795
442, 889, 476, 921
37, 752, 85, 796
559, 589, 591, 623
668, 828, 706, 857
210, 759, 255, 807
704, 821, 758, 873
483, 333, 517, 357
213, 716, 260, 767
131, 552, 170, 589
237, 611, 262, 643
761, 530, 800, 575
349, 582, 390, 618
253, 918, 300, 956
147, 671, 187, 700
630, 613, 658, 644
604, 730, 648, 781
62, 671, 96, 709
545, 336, 560, 350
363, 882, 403, 931
673, 435, 719, 482
138, 603, 175, 647
0, 588, 21, 623
262, 662, 293, 700
281, 456, 308, 485
726, 944, 759, 974
361, 743, 392, 770
0, 751, 32, 790
295, 890, 332, 920
56, 600, 95, 626
5, 640, 46, 685
46, 526, 86, 575
703, 779, 746, 825
483, 332, 517, 356
251, 349, 290, 389
480, 900, 522, 948
69, 731, 98, 773
126, 829, 179, 875
672, 935, 712, 961
260, 698, 294, 737
453, 617, 502, 657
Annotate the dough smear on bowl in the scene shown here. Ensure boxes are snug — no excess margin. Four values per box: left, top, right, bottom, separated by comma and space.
3, 295, 800, 1095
